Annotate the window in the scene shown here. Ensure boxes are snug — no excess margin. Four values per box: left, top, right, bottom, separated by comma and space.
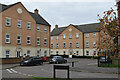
69, 34, 72, 39
37, 51, 40, 57
51, 51, 53, 54
27, 22, 31, 29
37, 38, 40, 45
76, 33, 79, 38
44, 39, 47, 46
63, 34, 65, 39
63, 43, 66, 48
86, 51, 89, 55
6, 34, 10, 43
6, 50, 10, 58
56, 43, 59, 48
69, 43, 72, 48
93, 42, 96, 47
51, 37, 53, 40
17, 35, 21, 44
56, 51, 59, 55
86, 33, 89, 38
94, 51, 96, 55
86, 41, 89, 47
6, 18, 11, 26
27, 36, 31, 44
51, 44, 53, 48
76, 42, 79, 48
37, 26, 40, 31
44, 27, 47, 32
63, 51, 66, 55
76, 51, 79, 55
27, 51, 30, 56
44, 51, 47, 57
56, 36, 59, 40
93, 33, 96, 37
17, 20, 21, 28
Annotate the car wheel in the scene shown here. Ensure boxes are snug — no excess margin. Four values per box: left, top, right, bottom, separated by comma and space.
39, 62, 43, 65
64, 60, 67, 63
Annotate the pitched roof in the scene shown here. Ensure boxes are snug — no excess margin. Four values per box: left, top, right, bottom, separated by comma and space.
51, 27, 67, 36
51, 23, 101, 36
29, 12, 51, 26
0, 2, 51, 26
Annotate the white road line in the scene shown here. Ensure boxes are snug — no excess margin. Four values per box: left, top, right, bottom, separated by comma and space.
6, 69, 13, 73
28, 74, 33, 76
10, 68, 17, 73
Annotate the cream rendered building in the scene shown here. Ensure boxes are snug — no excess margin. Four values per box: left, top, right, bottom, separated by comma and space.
0, 2, 51, 58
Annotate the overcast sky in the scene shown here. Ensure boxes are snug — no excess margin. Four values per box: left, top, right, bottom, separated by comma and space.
0, 0, 117, 31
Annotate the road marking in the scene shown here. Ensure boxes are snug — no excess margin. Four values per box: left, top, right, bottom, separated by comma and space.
6, 69, 13, 73
10, 68, 18, 73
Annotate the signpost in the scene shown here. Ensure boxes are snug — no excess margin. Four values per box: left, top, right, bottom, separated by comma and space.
53, 65, 70, 79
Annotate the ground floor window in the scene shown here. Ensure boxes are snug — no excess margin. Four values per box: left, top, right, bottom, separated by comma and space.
56, 51, 59, 55
44, 51, 47, 57
6, 50, 10, 58
76, 51, 79, 55
93, 51, 96, 55
63, 51, 66, 55
37, 51, 40, 57
27, 50, 30, 57
86, 51, 89, 56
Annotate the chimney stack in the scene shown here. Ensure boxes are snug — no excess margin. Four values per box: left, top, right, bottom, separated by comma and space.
55, 25, 58, 28
34, 9, 38, 14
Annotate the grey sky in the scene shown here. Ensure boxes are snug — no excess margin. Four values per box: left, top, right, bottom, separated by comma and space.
0, 0, 117, 30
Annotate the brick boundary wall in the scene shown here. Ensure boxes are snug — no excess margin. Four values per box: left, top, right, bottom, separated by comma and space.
0, 57, 23, 64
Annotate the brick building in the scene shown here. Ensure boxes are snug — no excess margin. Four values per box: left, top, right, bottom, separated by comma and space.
0, 2, 51, 58
50, 23, 101, 56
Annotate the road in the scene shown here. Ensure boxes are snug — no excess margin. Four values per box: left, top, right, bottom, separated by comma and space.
2, 58, 119, 79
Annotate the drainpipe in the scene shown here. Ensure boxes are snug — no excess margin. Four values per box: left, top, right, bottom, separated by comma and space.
83, 32, 85, 56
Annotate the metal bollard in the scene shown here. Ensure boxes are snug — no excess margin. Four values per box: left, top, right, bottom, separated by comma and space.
72, 62, 74, 67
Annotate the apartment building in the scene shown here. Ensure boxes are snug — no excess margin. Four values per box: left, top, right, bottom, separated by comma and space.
0, 2, 51, 58
50, 23, 101, 56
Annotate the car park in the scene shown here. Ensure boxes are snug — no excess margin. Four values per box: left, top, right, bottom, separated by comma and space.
49, 56, 67, 64
99, 56, 112, 64
20, 56, 43, 66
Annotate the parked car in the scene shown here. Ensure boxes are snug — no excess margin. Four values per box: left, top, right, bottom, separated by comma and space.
49, 56, 67, 64
20, 56, 43, 66
99, 56, 112, 64
41, 56, 47, 62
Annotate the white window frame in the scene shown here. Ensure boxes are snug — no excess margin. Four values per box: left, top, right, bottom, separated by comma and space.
56, 43, 59, 48
6, 34, 10, 43
93, 33, 96, 37
27, 50, 30, 56
86, 41, 89, 47
76, 42, 79, 48
51, 44, 53, 48
69, 42, 72, 48
86, 33, 89, 38
17, 35, 21, 44
37, 38, 40, 46
27, 22, 31, 29
51, 36, 53, 40
56, 36, 59, 40
6, 50, 10, 58
93, 41, 96, 47
76, 33, 79, 38
44, 27, 47, 32
37, 26, 40, 31
63, 34, 66, 39
17, 20, 22, 28
69, 34, 72, 39
63, 43, 66, 48
27, 36, 31, 45
44, 39, 47, 46
6, 17, 11, 26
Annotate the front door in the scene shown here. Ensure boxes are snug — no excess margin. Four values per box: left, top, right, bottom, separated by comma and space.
17, 51, 21, 58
